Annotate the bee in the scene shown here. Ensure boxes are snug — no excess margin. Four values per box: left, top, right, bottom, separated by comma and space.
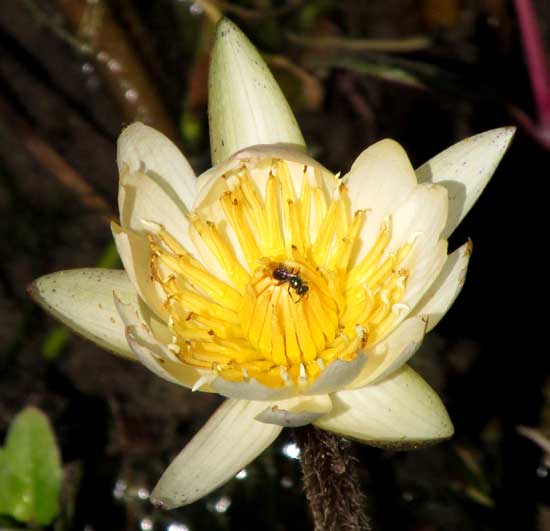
272, 264, 309, 303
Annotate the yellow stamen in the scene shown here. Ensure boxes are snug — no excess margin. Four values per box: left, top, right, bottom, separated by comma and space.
146, 158, 414, 389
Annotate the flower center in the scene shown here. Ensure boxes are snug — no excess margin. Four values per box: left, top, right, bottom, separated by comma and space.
148, 158, 412, 389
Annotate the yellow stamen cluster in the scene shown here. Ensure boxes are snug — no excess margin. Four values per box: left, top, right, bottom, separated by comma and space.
148, 158, 411, 389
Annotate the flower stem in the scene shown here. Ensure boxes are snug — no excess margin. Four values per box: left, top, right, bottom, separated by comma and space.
293, 426, 372, 531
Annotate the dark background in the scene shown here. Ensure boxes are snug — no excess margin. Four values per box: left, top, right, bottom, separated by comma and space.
1, 0, 549, 530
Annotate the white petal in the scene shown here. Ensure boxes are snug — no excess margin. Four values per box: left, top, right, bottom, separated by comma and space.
413, 241, 472, 332
117, 122, 196, 211
114, 295, 212, 391
211, 377, 296, 401
29, 268, 143, 360
118, 170, 193, 250
151, 399, 282, 508
195, 143, 333, 207
343, 139, 418, 265
387, 183, 448, 256
400, 239, 448, 316
255, 394, 332, 427
315, 365, 453, 448
303, 352, 366, 395
208, 19, 305, 165
416, 127, 515, 238
112, 223, 168, 320
349, 315, 427, 388
388, 184, 449, 314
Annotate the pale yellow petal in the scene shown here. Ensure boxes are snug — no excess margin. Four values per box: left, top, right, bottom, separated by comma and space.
343, 139, 417, 265
387, 183, 448, 256
303, 353, 366, 395
255, 394, 332, 427
117, 122, 196, 211
400, 239, 448, 318
111, 222, 168, 320
211, 377, 296, 401
349, 315, 427, 388
118, 170, 193, 250
195, 143, 334, 208
114, 295, 212, 391
387, 184, 449, 315
315, 365, 453, 448
151, 399, 282, 508
412, 241, 472, 332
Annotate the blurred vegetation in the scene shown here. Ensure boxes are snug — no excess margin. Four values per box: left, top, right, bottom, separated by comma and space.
0, 0, 549, 530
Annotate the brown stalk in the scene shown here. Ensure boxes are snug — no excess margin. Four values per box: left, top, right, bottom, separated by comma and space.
294, 426, 372, 531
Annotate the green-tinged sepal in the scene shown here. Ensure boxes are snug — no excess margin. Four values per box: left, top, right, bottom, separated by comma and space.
416, 126, 515, 239
314, 365, 454, 448
208, 18, 306, 164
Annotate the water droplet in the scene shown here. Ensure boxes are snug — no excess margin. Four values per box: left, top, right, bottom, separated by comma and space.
189, 2, 203, 15
212, 495, 231, 513
97, 51, 110, 64
282, 442, 301, 459
125, 88, 139, 103
280, 477, 293, 488
235, 469, 247, 480
137, 486, 150, 500
82, 62, 95, 74
167, 524, 190, 531
113, 479, 127, 499
108, 59, 122, 73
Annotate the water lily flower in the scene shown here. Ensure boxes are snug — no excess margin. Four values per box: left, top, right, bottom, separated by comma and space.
30, 19, 514, 509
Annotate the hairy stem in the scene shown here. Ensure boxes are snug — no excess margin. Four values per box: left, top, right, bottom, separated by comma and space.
294, 426, 372, 531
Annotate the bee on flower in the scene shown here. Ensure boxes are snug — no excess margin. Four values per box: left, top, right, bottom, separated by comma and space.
30, 18, 514, 510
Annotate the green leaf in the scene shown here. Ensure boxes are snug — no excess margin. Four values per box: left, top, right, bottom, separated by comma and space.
0, 407, 63, 526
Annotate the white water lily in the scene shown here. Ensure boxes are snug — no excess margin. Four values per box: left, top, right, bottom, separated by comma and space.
30, 18, 514, 509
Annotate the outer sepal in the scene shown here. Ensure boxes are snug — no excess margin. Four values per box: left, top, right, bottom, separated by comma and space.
208, 18, 305, 164
315, 365, 453, 448
151, 399, 282, 508
416, 127, 515, 238
29, 269, 141, 359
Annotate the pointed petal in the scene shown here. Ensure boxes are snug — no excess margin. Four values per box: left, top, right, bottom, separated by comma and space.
255, 394, 332, 427
29, 268, 140, 359
151, 399, 282, 508
195, 143, 332, 207
387, 183, 448, 257
413, 241, 472, 332
349, 315, 427, 388
387, 184, 449, 314
400, 239, 448, 317
117, 122, 196, 211
113, 294, 210, 391
416, 127, 515, 238
211, 377, 296, 401
343, 139, 418, 264
208, 18, 305, 165
303, 352, 366, 395
111, 223, 168, 320
118, 170, 193, 250
315, 365, 453, 448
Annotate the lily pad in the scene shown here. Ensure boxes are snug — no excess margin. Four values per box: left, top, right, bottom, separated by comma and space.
0, 407, 63, 526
